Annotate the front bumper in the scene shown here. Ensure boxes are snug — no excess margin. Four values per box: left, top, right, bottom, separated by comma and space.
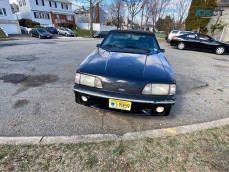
74, 84, 175, 114
67, 33, 75, 37
41, 35, 52, 39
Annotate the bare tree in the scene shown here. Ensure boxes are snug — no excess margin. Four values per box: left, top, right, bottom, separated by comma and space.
173, 0, 192, 29
74, 0, 104, 37
109, 0, 125, 29
124, 0, 142, 29
143, 0, 158, 31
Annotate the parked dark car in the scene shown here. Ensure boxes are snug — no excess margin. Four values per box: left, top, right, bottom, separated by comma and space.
170, 33, 229, 55
74, 30, 176, 116
29, 28, 52, 39
46, 27, 58, 34
93, 31, 109, 38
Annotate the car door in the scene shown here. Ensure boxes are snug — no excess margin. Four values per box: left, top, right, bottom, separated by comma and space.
33, 29, 39, 36
59, 28, 64, 34
183, 34, 199, 48
196, 34, 216, 51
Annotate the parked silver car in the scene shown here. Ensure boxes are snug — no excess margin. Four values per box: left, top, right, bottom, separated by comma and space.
57, 27, 75, 37
167, 30, 194, 43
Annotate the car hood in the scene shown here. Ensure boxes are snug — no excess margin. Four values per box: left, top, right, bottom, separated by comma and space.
67, 31, 74, 34
78, 49, 169, 83
216, 41, 229, 46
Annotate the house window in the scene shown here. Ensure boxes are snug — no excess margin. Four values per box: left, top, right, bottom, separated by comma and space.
49, 1, 57, 8
22, 0, 26, 6
36, 0, 44, 6
34, 12, 50, 19
67, 15, 72, 21
19, 1, 22, 7
61, 3, 68, 10
0, 8, 7, 16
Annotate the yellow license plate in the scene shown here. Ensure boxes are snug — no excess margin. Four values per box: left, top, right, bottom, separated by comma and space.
109, 99, 132, 111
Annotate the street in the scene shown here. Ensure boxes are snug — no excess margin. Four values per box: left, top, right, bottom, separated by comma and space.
0, 37, 228, 136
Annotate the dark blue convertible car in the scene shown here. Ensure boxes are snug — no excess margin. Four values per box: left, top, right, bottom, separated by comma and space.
46, 27, 58, 34
74, 30, 176, 116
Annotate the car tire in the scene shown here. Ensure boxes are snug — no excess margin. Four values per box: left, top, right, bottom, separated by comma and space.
177, 42, 185, 50
215, 46, 225, 55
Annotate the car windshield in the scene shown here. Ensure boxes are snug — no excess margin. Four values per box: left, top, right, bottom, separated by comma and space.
64, 28, 71, 31
37, 28, 48, 33
179, 31, 191, 35
172, 31, 179, 34
101, 32, 160, 54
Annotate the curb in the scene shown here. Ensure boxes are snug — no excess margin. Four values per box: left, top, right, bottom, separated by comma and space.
0, 118, 228, 145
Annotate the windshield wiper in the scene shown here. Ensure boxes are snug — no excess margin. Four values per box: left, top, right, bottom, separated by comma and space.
124, 46, 151, 53
102, 44, 123, 49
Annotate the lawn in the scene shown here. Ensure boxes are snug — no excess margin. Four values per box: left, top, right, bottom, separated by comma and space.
0, 125, 228, 171
74, 29, 96, 37
0, 29, 7, 40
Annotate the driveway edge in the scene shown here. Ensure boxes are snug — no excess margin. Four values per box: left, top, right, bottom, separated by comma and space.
0, 118, 228, 145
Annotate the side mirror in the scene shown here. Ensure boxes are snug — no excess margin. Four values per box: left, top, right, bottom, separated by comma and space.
160, 49, 165, 53
96, 44, 101, 48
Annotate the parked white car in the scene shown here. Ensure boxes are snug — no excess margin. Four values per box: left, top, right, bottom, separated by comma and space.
57, 27, 75, 37
167, 30, 194, 43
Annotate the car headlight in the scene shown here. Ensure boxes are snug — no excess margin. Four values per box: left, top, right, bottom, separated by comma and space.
75, 73, 102, 88
142, 84, 176, 95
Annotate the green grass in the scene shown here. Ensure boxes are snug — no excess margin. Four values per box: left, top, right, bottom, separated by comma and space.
74, 29, 96, 37
0, 125, 228, 171
0, 29, 7, 39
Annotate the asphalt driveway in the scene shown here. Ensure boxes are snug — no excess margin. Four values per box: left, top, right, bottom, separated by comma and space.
0, 37, 228, 136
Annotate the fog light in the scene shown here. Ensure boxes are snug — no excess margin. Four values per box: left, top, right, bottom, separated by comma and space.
156, 107, 164, 113
81, 96, 88, 102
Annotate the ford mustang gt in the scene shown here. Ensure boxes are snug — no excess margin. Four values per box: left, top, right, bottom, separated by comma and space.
74, 30, 176, 116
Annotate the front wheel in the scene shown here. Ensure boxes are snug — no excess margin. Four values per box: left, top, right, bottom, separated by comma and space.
215, 46, 225, 55
177, 42, 185, 50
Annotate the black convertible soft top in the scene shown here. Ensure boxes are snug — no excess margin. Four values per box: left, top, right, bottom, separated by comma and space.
109, 30, 155, 36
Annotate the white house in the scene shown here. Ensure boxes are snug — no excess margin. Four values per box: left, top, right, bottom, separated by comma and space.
0, 0, 21, 34
17, 0, 75, 27
74, 4, 107, 24
74, 4, 116, 31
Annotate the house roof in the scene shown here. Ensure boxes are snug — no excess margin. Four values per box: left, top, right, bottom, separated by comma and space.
74, 9, 90, 14
51, 9, 75, 15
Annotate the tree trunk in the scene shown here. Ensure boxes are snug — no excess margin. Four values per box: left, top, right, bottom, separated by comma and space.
131, 14, 134, 29
90, 0, 93, 37
117, 5, 120, 29
140, 4, 144, 30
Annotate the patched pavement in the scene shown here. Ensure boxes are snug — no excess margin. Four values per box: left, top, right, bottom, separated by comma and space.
0, 38, 228, 136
